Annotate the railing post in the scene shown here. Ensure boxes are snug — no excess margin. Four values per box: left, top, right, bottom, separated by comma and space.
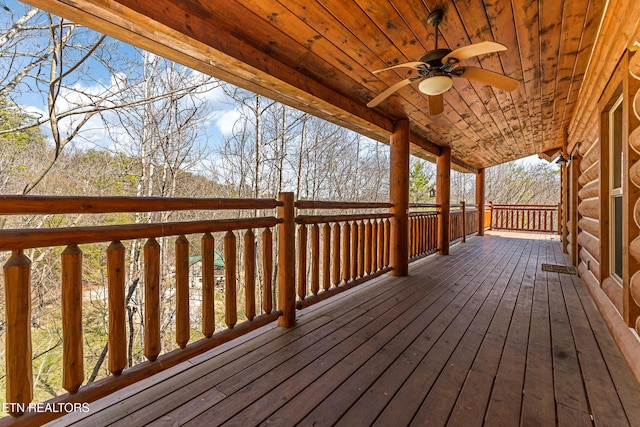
557, 202, 562, 235
278, 192, 296, 327
461, 201, 467, 243
489, 201, 494, 230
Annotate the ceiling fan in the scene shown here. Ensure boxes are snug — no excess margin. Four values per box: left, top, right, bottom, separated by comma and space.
367, 9, 519, 115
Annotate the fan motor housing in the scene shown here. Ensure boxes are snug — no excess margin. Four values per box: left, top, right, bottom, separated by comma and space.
417, 49, 452, 67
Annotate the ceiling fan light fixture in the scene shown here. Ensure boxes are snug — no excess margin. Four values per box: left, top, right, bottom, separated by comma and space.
418, 75, 453, 96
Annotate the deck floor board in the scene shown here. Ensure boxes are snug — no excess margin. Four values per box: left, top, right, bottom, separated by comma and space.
46, 232, 640, 427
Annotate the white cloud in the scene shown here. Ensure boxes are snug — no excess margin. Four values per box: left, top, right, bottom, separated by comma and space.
214, 108, 242, 136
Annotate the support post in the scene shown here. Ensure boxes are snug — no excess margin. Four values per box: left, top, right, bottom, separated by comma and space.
277, 192, 296, 326
489, 201, 494, 230
437, 147, 451, 255
389, 120, 410, 276
476, 168, 485, 236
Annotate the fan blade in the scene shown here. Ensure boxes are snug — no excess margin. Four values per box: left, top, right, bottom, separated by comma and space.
459, 66, 519, 92
367, 77, 421, 108
442, 41, 507, 64
428, 94, 444, 115
372, 61, 429, 74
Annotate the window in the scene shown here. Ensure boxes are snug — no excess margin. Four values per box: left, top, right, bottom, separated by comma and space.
610, 95, 623, 280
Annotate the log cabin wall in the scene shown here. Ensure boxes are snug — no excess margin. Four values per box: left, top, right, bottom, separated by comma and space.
576, 118, 601, 299
626, 51, 640, 329
570, 20, 640, 379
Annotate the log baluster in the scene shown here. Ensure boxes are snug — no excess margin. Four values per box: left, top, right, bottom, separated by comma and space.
311, 224, 320, 295
420, 216, 425, 254
144, 238, 161, 361
461, 202, 466, 243
4, 250, 33, 414
544, 210, 548, 231
62, 244, 84, 393
384, 219, 390, 267
224, 231, 237, 328
409, 217, 415, 257
358, 220, 365, 277
107, 241, 126, 374
418, 216, 423, 254
372, 219, 378, 272
332, 222, 341, 286
297, 225, 308, 300
244, 229, 256, 321
351, 221, 359, 279
323, 223, 331, 291
342, 222, 351, 283
377, 220, 385, 267
419, 216, 423, 254
175, 235, 190, 349
201, 233, 215, 338
365, 220, 373, 274
262, 228, 273, 314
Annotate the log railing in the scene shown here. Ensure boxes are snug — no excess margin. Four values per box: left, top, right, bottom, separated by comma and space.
0, 195, 284, 418
408, 202, 481, 260
294, 200, 393, 309
408, 204, 439, 260
464, 203, 480, 238
449, 202, 480, 243
0, 194, 524, 423
490, 203, 560, 233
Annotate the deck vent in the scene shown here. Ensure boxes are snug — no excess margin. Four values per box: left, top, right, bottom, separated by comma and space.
541, 264, 577, 275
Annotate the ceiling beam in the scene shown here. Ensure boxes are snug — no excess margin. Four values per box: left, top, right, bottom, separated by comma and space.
538, 148, 562, 162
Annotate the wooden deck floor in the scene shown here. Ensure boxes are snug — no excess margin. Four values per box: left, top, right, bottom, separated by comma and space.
49, 232, 640, 426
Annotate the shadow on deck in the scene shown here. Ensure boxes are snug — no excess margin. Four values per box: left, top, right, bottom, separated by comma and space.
48, 232, 640, 426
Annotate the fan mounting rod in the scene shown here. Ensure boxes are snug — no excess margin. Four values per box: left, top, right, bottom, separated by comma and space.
426, 9, 444, 49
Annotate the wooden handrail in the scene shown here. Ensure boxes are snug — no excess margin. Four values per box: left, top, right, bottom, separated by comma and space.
1, 193, 496, 423
296, 200, 392, 209
0, 195, 282, 214
409, 203, 439, 208
493, 203, 558, 209
0, 217, 281, 250
296, 213, 393, 225
1, 195, 285, 420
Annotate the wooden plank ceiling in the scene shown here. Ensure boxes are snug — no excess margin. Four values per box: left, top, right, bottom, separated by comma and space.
24, 0, 604, 171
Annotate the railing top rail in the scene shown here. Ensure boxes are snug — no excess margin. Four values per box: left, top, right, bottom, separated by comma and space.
409, 211, 438, 217
0, 195, 282, 215
409, 203, 439, 208
295, 212, 392, 225
0, 216, 281, 251
492, 203, 559, 208
295, 200, 392, 209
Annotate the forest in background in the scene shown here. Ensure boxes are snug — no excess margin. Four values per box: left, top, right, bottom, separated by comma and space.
0, 2, 560, 409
